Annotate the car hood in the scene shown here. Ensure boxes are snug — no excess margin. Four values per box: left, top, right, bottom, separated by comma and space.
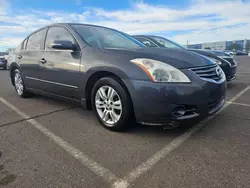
101, 47, 214, 69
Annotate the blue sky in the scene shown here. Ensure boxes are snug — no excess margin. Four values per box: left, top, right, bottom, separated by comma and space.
1, 0, 250, 51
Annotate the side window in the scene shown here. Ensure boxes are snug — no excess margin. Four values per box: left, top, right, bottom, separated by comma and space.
45, 27, 78, 50
136, 37, 157, 47
26, 29, 47, 50
22, 39, 28, 50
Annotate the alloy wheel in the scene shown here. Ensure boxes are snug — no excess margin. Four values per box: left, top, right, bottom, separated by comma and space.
14, 71, 23, 95
95, 86, 122, 126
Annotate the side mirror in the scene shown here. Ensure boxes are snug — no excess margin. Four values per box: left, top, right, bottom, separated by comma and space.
51, 40, 76, 50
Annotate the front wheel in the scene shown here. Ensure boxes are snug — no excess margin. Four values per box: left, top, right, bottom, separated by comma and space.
13, 69, 32, 98
91, 77, 133, 132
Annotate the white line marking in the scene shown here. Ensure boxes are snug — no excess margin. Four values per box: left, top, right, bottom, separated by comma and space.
0, 97, 120, 185
236, 72, 250, 74
226, 101, 250, 107
113, 85, 250, 188
231, 81, 250, 84
236, 74, 250, 76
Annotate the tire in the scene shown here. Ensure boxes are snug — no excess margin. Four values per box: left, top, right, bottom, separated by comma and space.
91, 77, 133, 132
13, 69, 32, 98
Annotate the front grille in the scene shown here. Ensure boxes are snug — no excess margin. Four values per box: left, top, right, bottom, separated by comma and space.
190, 64, 222, 82
223, 57, 236, 66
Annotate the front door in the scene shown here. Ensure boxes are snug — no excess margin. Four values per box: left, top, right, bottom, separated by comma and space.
39, 26, 82, 100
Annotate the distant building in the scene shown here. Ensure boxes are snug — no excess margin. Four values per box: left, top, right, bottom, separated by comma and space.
202, 41, 226, 50
188, 44, 202, 49
188, 39, 250, 52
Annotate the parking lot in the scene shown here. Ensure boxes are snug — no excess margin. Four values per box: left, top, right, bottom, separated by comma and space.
0, 56, 250, 188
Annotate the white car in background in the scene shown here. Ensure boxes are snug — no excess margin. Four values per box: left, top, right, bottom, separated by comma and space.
0, 56, 7, 70
222, 50, 234, 57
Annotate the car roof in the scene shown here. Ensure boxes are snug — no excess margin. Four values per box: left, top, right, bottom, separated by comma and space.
24, 23, 121, 45
28, 23, 121, 38
49, 23, 121, 33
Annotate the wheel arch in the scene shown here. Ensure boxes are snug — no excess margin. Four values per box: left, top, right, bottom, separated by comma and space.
9, 62, 20, 86
83, 67, 133, 111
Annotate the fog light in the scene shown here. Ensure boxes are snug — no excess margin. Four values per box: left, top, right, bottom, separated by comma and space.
172, 106, 186, 118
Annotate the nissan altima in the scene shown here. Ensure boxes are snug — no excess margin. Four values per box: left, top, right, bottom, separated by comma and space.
9, 23, 226, 131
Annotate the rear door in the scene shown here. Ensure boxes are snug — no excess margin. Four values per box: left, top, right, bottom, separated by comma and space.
19, 28, 47, 90
39, 26, 82, 99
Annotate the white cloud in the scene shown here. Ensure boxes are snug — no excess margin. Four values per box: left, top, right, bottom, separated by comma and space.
0, 0, 9, 15
0, 36, 24, 51
172, 23, 250, 44
0, 25, 36, 35
93, 1, 250, 22
0, 0, 249, 50
0, 36, 24, 46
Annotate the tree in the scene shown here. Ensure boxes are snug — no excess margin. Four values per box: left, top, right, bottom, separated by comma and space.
204, 47, 211, 50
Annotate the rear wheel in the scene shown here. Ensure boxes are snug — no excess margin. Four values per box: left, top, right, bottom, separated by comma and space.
13, 69, 32, 98
91, 77, 133, 131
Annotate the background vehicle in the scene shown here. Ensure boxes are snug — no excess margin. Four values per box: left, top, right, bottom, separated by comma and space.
222, 50, 234, 57
234, 50, 248, 56
9, 23, 226, 131
133, 35, 237, 81
189, 49, 237, 81
0, 56, 7, 70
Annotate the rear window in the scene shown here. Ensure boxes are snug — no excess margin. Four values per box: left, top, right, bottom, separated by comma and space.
26, 28, 47, 50
15, 43, 22, 52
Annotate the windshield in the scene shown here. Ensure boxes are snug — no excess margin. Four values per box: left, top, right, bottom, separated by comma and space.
72, 25, 145, 49
0, 58, 5, 61
151, 36, 185, 49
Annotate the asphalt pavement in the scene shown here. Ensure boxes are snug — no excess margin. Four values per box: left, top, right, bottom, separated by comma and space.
0, 56, 249, 188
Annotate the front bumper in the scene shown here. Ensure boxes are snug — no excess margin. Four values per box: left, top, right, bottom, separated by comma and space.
220, 59, 237, 81
223, 65, 237, 81
123, 74, 227, 126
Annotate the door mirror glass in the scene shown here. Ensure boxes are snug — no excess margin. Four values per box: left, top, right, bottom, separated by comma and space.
51, 40, 76, 50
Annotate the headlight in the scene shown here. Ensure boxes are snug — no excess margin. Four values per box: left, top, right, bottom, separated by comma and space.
206, 57, 222, 65
130, 58, 191, 83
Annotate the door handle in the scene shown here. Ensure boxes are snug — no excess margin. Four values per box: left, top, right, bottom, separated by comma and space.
17, 55, 22, 59
39, 58, 47, 64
